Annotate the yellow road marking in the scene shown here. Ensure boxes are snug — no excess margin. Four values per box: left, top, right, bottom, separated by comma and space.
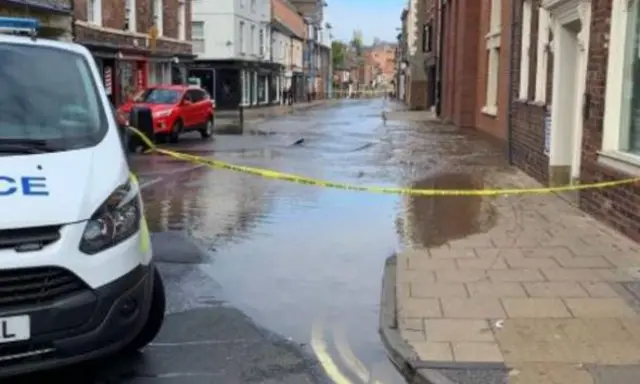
333, 323, 382, 383
310, 320, 354, 384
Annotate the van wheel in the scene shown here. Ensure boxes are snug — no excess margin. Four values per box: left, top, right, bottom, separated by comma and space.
200, 116, 214, 139
169, 120, 182, 143
124, 267, 166, 352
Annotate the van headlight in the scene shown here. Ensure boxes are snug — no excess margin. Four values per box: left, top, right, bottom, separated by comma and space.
79, 179, 141, 255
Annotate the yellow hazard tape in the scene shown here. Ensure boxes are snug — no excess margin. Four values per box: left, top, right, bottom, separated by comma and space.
126, 126, 640, 196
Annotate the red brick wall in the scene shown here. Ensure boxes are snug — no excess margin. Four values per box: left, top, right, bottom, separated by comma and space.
272, 0, 305, 38
474, 0, 512, 141
579, 0, 640, 241
440, 0, 481, 128
74, 0, 191, 54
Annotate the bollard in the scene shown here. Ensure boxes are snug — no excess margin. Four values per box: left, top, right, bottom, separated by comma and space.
128, 106, 154, 153
238, 105, 244, 133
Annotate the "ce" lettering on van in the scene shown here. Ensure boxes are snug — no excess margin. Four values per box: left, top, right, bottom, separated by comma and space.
0, 176, 49, 196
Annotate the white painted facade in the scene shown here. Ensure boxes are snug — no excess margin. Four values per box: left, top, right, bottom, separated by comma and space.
191, 0, 271, 60
292, 38, 304, 70
272, 29, 292, 90
541, 0, 591, 182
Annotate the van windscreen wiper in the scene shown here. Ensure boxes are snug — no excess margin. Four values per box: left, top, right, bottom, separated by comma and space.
0, 138, 62, 154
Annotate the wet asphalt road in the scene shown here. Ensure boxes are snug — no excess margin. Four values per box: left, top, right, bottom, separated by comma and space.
11, 99, 508, 383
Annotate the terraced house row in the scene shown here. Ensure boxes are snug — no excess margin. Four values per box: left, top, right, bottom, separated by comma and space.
396, 0, 640, 243
0, 0, 331, 109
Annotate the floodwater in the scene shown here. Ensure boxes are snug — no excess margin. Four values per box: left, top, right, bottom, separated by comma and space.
137, 99, 509, 383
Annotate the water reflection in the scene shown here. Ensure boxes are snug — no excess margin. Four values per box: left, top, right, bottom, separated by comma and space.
401, 172, 497, 248
141, 167, 275, 249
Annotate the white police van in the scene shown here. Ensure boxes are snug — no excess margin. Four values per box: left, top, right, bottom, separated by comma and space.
0, 17, 165, 376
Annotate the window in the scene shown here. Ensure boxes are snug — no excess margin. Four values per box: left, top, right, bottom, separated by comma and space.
186, 89, 203, 103
151, 0, 163, 36
124, 0, 135, 31
535, 9, 550, 103
250, 24, 256, 55
191, 21, 205, 53
239, 21, 245, 54
490, 0, 501, 34
259, 28, 265, 57
250, 0, 256, 12
87, 0, 102, 25
178, 0, 186, 40
422, 23, 432, 52
518, 0, 532, 100
483, 0, 501, 115
602, 0, 640, 155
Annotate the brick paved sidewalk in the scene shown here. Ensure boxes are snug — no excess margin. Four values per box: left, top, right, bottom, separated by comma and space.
389, 170, 640, 384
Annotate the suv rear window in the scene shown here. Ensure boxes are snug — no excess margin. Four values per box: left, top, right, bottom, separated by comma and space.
0, 43, 106, 150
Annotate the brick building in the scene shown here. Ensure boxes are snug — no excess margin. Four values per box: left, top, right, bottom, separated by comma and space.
0, 0, 73, 40
367, 44, 396, 84
439, 0, 513, 140
74, 0, 194, 106
272, 0, 306, 103
510, 0, 640, 241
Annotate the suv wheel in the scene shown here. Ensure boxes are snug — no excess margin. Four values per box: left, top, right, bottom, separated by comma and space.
169, 120, 182, 143
200, 116, 214, 139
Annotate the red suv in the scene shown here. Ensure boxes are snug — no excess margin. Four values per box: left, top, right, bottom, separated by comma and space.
118, 85, 215, 143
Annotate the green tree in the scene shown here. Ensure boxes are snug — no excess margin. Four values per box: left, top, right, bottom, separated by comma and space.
332, 41, 347, 68
350, 30, 364, 56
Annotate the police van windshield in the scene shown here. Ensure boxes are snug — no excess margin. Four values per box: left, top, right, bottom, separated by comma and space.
0, 43, 106, 153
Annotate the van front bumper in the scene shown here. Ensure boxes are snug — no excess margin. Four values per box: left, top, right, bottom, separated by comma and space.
0, 264, 154, 378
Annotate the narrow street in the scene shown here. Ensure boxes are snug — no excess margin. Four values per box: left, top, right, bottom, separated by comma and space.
12, 99, 507, 383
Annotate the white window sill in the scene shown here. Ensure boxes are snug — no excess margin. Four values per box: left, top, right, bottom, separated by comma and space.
481, 105, 497, 116
597, 150, 640, 177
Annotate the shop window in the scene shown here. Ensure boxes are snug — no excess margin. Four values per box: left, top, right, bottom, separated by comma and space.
258, 75, 267, 104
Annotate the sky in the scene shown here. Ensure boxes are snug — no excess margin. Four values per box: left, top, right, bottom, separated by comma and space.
324, 0, 406, 45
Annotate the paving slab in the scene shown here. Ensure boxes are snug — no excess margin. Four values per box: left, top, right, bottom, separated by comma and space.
380, 167, 640, 383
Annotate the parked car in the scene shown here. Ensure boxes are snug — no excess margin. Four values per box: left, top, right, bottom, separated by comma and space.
117, 85, 215, 143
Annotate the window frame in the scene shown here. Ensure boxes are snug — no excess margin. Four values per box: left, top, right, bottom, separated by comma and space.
482, 0, 501, 116
152, 0, 163, 36
124, 0, 136, 32
87, 0, 102, 26
534, 8, 550, 103
601, 0, 640, 161
518, 0, 532, 100
191, 21, 205, 54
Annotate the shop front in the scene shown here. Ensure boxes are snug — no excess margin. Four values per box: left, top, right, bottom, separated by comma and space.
257, 73, 269, 105
117, 57, 148, 105
148, 60, 172, 86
